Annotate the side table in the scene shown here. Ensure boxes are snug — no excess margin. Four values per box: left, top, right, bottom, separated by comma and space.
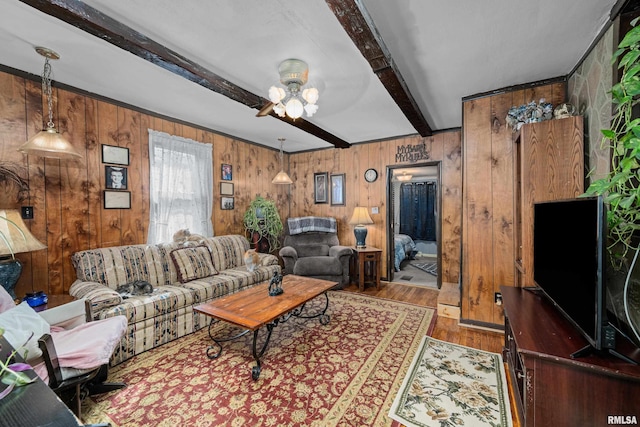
350, 246, 382, 291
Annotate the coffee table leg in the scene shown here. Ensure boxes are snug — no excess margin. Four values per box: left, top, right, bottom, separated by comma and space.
251, 322, 276, 380
294, 292, 331, 325
206, 318, 250, 360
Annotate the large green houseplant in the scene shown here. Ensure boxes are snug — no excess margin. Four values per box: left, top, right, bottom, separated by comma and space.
243, 196, 283, 253
585, 17, 640, 266
584, 17, 640, 346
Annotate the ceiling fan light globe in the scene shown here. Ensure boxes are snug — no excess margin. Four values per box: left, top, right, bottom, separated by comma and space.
285, 98, 304, 119
268, 86, 285, 103
273, 103, 286, 117
302, 87, 319, 104
304, 103, 318, 117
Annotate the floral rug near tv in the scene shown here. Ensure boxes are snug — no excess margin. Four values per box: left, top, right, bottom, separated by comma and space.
389, 337, 512, 427
82, 291, 436, 426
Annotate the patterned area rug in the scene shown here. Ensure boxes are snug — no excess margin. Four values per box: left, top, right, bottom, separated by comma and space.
389, 337, 512, 427
411, 261, 437, 277
83, 291, 436, 426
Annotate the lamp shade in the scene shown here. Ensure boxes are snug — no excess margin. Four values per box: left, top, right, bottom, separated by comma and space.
0, 210, 47, 257
18, 128, 83, 160
272, 170, 293, 185
348, 207, 374, 226
349, 207, 373, 249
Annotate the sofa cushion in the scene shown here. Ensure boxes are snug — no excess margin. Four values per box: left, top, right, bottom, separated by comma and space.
72, 244, 166, 289
296, 244, 330, 257
293, 256, 342, 276
204, 235, 250, 272
170, 246, 218, 283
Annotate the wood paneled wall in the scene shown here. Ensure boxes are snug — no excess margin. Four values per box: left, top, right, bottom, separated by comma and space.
288, 131, 462, 284
0, 70, 287, 298
461, 82, 567, 325
0, 66, 463, 303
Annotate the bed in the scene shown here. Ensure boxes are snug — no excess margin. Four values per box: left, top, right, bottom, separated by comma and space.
394, 234, 416, 271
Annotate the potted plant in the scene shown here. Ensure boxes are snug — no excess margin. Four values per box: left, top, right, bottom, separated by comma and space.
584, 17, 640, 345
243, 196, 283, 253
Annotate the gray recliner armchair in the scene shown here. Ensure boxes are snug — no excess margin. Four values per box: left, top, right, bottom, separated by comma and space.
279, 217, 352, 288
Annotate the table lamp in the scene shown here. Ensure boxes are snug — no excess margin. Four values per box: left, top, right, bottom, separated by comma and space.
0, 209, 47, 299
349, 207, 374, 249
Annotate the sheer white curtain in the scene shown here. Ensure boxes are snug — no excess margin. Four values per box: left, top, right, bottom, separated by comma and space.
147, 130, 213, 244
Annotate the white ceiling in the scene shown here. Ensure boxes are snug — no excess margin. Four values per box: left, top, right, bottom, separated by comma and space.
0, 0, 616, 152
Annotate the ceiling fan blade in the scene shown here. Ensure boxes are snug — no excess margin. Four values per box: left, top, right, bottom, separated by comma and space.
256, 102, 274, 117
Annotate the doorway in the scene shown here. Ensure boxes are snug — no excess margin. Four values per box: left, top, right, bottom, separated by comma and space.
387, 163, 441, 289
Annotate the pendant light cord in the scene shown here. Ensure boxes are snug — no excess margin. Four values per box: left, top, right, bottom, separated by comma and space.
42, 57, 55, 130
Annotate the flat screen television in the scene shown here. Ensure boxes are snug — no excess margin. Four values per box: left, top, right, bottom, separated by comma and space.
533, 196, 638, 363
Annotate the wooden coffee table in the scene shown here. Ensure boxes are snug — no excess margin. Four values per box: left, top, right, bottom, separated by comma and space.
193, 274, 338, 380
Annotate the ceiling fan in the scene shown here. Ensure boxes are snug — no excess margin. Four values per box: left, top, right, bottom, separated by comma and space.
256, 59, 319, 119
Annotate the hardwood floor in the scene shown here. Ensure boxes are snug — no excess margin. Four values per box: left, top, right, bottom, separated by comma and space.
341, 281, 504, 353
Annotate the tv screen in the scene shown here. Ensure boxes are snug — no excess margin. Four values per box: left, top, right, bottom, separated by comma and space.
533, 197, 605, 350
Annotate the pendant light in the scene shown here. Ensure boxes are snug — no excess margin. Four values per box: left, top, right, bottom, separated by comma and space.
17, 47, 82, 160
272, 138, 293, 185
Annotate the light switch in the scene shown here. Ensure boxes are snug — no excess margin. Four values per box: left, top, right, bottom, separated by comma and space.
371, 207, 379, 214
21, 206, 34, 220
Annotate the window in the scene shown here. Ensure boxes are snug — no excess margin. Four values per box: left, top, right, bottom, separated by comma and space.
147, 130, 213, 244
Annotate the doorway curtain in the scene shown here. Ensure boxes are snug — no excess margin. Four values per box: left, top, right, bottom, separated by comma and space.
399, 181, 436, 241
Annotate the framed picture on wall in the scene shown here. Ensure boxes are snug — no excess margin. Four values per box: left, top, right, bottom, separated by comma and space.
104, 190, 131, 209
105, 166, 128, 190
330, 173, 345, 206
220, 182, 234, 196
221, 164, 232, 181
102, 144, 129, 166
221, 197, 234, 210
314, 172, 328, 204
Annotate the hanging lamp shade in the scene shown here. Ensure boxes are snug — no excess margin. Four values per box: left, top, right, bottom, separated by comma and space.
17, 47, 82, 160
272, 170, 293, 184
18, 127, 82, 159
272, 137, 293, 185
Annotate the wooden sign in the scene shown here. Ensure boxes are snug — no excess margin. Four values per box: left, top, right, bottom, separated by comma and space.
396, 142, 430, 163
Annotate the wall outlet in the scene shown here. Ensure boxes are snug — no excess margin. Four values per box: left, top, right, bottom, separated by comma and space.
494, 292, 503, 306
21, 206, 34, 220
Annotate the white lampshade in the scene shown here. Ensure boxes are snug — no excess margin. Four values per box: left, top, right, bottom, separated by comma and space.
0, 210, 47, 257
302, 87, 319, 104
285, 98, 304, 119
269, 86, 286, 104
348, 207, 374, 226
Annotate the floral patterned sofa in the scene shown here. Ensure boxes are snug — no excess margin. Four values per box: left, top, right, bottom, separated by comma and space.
69, 235, 280, 364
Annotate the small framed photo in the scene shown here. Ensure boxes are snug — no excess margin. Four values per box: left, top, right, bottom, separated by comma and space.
221, 164, 232, 181
105, 166, 128, 190
220, 182, 234, 196
330, 173, 346, 206
221, 197, 234, 210
104, 191, 131, 209
314, 172, 328, 204
102, 144, 129, 165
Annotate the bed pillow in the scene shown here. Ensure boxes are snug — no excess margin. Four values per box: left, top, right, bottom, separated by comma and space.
0, 301, 51, 361
170, 245, 218, 283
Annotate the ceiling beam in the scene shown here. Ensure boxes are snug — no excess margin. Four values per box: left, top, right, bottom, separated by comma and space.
325, 0, 432, 137
18, 0, 351, 149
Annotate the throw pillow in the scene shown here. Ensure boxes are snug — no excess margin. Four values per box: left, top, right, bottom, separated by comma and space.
0, 301, 51, 361
170, 245, 218, 284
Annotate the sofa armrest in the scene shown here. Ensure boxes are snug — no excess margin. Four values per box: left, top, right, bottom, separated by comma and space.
257, 253, 280, 266
69, 280, 123, 318
329, 245, 353, 259
278, 246, 298, 275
